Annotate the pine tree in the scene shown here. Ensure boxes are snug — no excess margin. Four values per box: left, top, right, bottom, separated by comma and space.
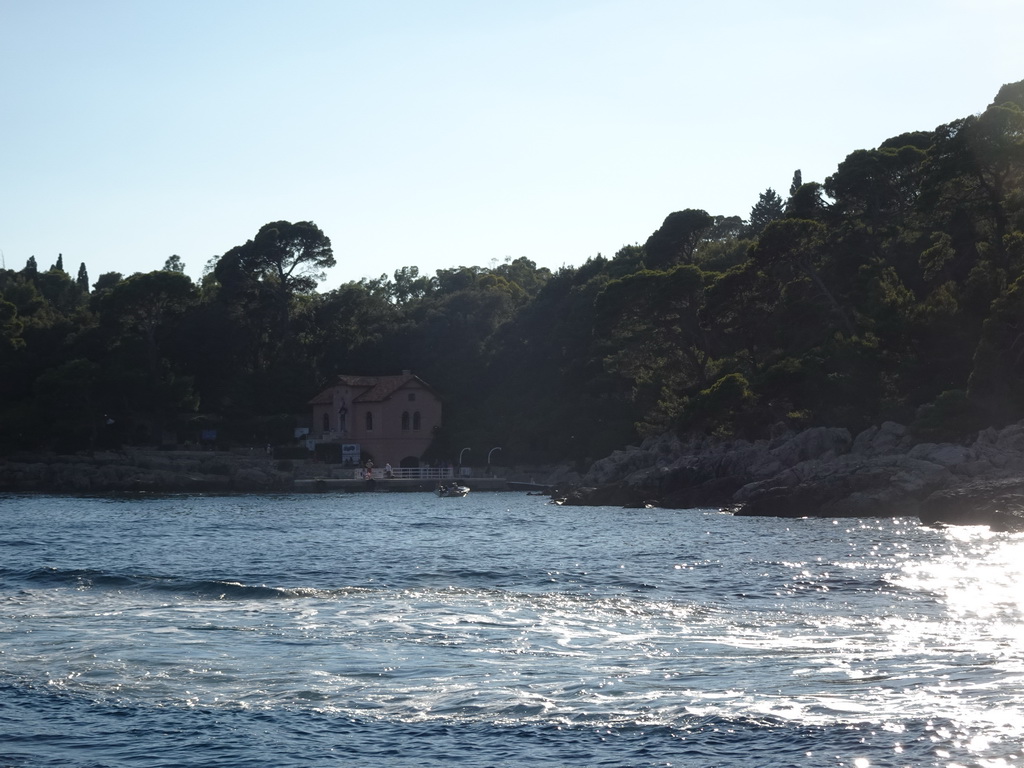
76, 262, 90, 293
163, 254, 185, 273
747, 189, 785, 237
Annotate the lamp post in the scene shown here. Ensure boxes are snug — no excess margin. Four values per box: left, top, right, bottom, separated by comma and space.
487, 446, 502, 476
458, 447, 471, 478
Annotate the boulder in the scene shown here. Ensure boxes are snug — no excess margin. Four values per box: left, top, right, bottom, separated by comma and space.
850, 421, 911, 455
558, 484, 647, 507
919, 477, 1024, 531
582, 445, 658, 486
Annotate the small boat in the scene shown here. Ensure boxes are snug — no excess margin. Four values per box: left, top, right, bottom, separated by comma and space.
435, 483, 470, 497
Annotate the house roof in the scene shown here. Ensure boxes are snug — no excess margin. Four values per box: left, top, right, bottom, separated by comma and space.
308, 390, 335, 405
309, 373, 438, 405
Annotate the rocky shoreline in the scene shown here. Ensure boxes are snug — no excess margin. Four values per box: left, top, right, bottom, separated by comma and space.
4, 421, 1024, 531
553, 421, 1024, 532
0, 449, 295, 494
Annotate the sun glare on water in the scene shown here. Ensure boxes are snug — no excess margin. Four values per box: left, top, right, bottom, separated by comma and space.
899, 528, 1024, 619
887, 527, 1024, 746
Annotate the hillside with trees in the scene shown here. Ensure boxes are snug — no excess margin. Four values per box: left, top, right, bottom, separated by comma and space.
4, 81, 1024, 468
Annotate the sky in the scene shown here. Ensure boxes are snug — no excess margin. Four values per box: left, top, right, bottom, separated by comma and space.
2, 0, 1023, 289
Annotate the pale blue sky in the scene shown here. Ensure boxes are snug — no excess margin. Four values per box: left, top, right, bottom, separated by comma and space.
2, 0, 1021, 288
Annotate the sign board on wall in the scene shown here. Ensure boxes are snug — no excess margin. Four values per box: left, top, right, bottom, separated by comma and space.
342, 444, 361, 464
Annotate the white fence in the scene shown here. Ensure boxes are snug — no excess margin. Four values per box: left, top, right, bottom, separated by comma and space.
355, 466, 471, 480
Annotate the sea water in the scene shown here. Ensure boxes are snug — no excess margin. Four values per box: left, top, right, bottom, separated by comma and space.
0, 491, 1021, 767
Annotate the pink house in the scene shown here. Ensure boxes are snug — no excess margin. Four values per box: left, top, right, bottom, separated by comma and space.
308, 371, 442, 468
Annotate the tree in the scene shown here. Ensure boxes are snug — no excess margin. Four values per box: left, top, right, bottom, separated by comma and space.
98, 271, 199, 439
163, 254, 186, 273
753, 218, 855, 335
923, 103, 1024, 257
747, 189, 785, 236
100, 270, 197, 376
31, 358, 101, 451
596, 264, 717, 432
991, 80, 1024, 110
92, 272, 123, 293
643, 209, 715, 268
490, 256, 551, 297
0, 298, 23, 349
215, 220, 334, 299
251, 220, 335, 295
391, 266, 433, 304
825, 144, 927, 226
211, 221, 336, 391
785, 181, 826, 220
76, 263, 89, 293
967, 276, 1024, 424
789, 170, 803, 198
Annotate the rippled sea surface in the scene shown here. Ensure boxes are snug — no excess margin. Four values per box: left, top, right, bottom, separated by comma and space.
1, 492, 1022, 767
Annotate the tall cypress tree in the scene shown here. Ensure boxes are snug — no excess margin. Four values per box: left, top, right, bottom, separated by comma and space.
789, 169, 803, 197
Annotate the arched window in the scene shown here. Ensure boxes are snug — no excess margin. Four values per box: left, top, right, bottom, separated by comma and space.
413, 411, 421, 430
401, 411, 410, 430
322, 413, 330, 432
365, 412, 373, 431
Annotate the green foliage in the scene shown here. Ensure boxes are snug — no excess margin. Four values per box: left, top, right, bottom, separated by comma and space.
76, 263, 89, 292
967, 275, 1024, 424
682, 373, 757, 437
32, 358, 102, 450
789, 170, 803, 198
911, 389, 983, 441
747, 189, 785, 236
0, 297, 23, 349
643, 209, 715, 268
163, 255, 185, 274
4, 81, 1024, 457
785, 182, 826, 220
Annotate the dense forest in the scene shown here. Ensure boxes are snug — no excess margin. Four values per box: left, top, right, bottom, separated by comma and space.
4, 81, 1024, 467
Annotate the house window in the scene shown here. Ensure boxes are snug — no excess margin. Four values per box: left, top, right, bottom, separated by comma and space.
365, 412, 373, 431
401, 411, 410, 430
322, 413, 330, 432
413, 411, 421, 430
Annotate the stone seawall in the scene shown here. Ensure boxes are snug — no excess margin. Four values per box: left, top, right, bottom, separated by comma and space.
0, 450, 527, 495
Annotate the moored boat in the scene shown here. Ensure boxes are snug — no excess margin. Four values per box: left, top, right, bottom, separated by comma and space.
435, 483, 470, 497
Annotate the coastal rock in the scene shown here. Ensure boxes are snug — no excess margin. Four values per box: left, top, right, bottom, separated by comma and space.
907, 443, 974, 468
850, 421, 911, 455
735, 454, 951, 518
560, 417, 1024, 529
767, 426, 852, 466
558, 484, 646, 507
582, 445, 658, 486
0, 450, 286, 494
919, 477, 1024, 532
